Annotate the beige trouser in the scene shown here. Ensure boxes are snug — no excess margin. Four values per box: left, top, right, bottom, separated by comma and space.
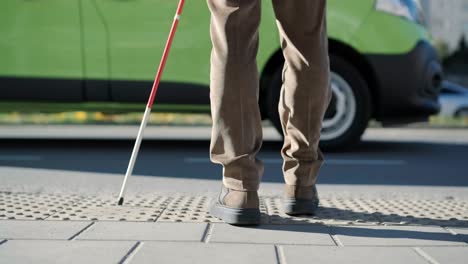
208, 0, 331, 191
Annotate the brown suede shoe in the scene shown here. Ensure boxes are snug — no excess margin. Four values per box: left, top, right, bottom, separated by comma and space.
209, 186, 260, 225
282, 185, 319, 216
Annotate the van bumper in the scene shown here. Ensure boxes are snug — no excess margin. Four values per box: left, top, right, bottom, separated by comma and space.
366, 41, 442, 124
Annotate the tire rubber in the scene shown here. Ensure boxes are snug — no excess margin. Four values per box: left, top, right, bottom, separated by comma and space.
265, 55, 371, 151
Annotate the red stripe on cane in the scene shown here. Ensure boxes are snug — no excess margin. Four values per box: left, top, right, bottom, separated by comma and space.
147, 0, 186, 109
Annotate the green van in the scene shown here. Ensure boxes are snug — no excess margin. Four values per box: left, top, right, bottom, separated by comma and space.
0, 0, 442, 149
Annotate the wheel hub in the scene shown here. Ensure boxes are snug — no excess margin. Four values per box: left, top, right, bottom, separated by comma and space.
321, 72, 357, 141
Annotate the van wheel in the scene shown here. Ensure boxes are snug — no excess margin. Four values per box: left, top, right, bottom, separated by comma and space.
266, 55, 371, 151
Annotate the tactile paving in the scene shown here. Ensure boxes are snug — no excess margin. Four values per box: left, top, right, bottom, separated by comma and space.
0, 192, 467, 226
264, 197, 381, 225
0, 192, 80, 220
49, 195, 171, 222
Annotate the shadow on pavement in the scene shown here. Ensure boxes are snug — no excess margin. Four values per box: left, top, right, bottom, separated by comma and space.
239, 208, 468, 243
266, 206, 468, 228
243, 220, 467, 244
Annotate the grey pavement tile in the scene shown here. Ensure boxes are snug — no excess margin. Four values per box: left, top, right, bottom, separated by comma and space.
282, 246, 428, 264
129, 242, 276, 264
331, 225, 466, 246
0, 240, 135, 264
420, 247, 468, 264
209, 224, 335, 245
0, 220, 92, 240
77, 222, 207, 241
447, 227, 468, 243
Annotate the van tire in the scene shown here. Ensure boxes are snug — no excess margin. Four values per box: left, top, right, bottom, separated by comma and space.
266, 55, 371, 151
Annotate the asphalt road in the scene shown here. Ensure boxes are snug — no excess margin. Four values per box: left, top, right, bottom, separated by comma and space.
0, 126, 467, 187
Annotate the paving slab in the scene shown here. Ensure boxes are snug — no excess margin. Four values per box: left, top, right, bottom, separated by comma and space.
129, 242, 276, 264
3, 168, 468, 200
282, 246, 428, 264
209, 224, 335, 245
419, 247, 468, 264
51, 205, 164, 222
0, 192, 80, 220
0, 240, 135, 264
2, 192, 467, 226
0, 191, 468, 227
76, 222, 207, 241
0, 220, 91, 240
331, 225, 466, 246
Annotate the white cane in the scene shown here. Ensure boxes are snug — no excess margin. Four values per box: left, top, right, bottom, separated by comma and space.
117, 0, 186, 205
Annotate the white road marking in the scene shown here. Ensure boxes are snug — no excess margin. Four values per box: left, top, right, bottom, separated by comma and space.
326, 159, 406, 165
413, 248, 440, 264
184, 157, 406, 166
0, 155, 42, 161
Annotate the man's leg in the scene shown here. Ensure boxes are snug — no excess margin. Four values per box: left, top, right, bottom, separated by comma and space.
272, 0, 331, 214
207, 0, 263, 191
207, 0, 263, 224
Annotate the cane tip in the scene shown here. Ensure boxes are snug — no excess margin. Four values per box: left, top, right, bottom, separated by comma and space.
117, 197, 124, 206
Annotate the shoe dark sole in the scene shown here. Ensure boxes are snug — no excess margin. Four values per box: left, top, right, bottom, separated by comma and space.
282, 198, 319, 216
209, 202, 261, 225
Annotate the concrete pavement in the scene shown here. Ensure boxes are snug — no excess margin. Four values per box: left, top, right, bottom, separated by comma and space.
1, 219, 467, 263
2, 166, 468, 199
0, 187, 467, 263
1, 126, 468, 263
